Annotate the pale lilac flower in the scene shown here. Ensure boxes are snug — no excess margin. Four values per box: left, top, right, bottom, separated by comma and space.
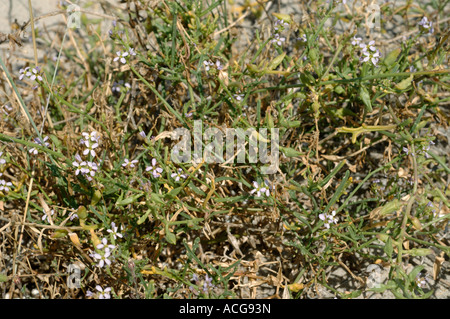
94, 250, 111, 268
215, 60, 223, 70
29, 136, 50, 155
83, 140, 99, 157
271, 33, 285, 46
122, 158, 138, 168
29, 68, 43, 81
297, 34, 307, 42
42, 209, 55, 223
128, 48, 136, 56
96, 237, 116, 252
95, 286, 111, 299
139, 131, 147, 138
274, 18, 289, 31
415, 272, 431, 289
0, 152, 5, 165
19, 67, 30, 80
319, 210, 338, 229
203, 60, 214, 71
402, 146, 409, 155
418, 17, 434, 34
82, 131, 100, 143
107, 222, 123, 240
145, 158, 163, 178
0, 179, 13, 193
233, 94, 244, 101
86, 290, 93, 297
70, 213, 78, 221
361, 44, 380, 66
114, 51, 129, 64
351, 36, 362, 46
171, 168, 186, 182
249, 180, 271, 197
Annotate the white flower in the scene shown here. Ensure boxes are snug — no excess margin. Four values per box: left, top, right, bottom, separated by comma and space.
319, 210, 338, 229
297, 34, 307, 42
96, 237, 116, 252
249, 180, 271, 197
114, 51, 129, 64
203, 60, 214, 71
271, 33, 285, 46
83, 140, 99, 157
360, 42, 380, 66
42, 209, 55, 223
29, 136, 50, 155
29, 68, 43, 81
418, 17, 434, 34
233, 94, 244, 101
95, 286, 111, 299
82, 131, 100, 143
94, 250, 111, 268
107, 222, 123, 240
128, 48, 136, 56
146, 158, 163, 178
19, 67, 30, 80
351, 36, 362, 46
122, 158, 138, 168
0, 179, 13, 193
0, 152, 5, 165
171, 168, 186, 182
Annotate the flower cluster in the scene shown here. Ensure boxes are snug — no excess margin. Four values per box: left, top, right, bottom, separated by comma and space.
72, 131, 101, 181
112, 80, 131, 94
203, 60, 223, 72
418, 17, 434, 34
171, 168, 186, 182
86, 286, 111, 299
0, 175, 13, 194
146, 158, 163, 178
189, 273, 215, 296
319, 210, 338, 229
402, 140, 434, 159
113, 47, 136, 64
73, 154, 98, 181
271, 18, 289, 47
415, 272, 431, 289
360, 40, 381, 66
19, 66, 43, 82
29, 136, 50, 155
42, 209, 55, 223
250, 180, 273, 197
91, 237, 116, 268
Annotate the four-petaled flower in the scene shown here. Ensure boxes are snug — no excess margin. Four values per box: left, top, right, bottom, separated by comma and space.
122, 158, 138, 168
0, 179, 13, 193
107, 222, 123, 240
42, 209, 55, 223
250, 180, 272, 197
83, 140, 99, 158
360, 41, 381, 66
29, 136, 50, 155
82, 131, 100, 143
95, 286, 111, 299
146, 158, 163, 178
351, 36, 362, 46
114, 51, 129, 64
271, 33, 286, 46
96, 238, 116, 252
94, 250, 111, 268
0, 152, 5, 165
171, 168, 186, 182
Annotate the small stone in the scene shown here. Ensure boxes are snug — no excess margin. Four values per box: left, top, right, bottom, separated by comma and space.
31, 289, 39, 297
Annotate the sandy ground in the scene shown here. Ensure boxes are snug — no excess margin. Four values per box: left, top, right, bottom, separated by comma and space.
1, 0, 449, 299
